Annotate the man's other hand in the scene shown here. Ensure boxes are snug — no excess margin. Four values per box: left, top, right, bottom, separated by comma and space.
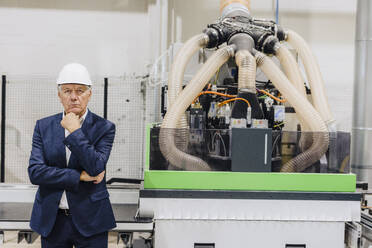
94, 171, 105, 184
61, 113, 80, 133
80, 170, 105, 184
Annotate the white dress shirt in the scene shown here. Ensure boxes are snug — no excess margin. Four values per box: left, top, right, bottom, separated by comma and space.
58, 110, 88, 209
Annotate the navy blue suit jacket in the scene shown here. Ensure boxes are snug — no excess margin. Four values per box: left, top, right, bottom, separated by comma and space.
28, 110, 117, 237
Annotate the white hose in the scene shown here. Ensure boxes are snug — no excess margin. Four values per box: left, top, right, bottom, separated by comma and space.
168, 33, 209, 109
168, 34, 209, 151
275, 44, 307, 99
275, 44, 312, 150
255, 52, 329, 172
286, 30, 335, 126
159, 45, 235, 170
235, 50, 256, 91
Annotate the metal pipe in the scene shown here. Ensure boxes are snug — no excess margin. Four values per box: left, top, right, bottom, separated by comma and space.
104, 77, 108, 119
351, 0, 372, 182
1, 75, 6, 183
275, 0, 279, 24
160, 0, 168, 85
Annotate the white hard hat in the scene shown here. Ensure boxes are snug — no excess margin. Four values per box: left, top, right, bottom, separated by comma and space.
56, 63, 92, 86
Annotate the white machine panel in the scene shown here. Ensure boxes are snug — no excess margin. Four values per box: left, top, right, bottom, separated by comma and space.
140, 198, 361, 222
154, 220, 345, 248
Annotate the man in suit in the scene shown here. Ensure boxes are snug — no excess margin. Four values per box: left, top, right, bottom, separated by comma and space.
28, 63, 116, 248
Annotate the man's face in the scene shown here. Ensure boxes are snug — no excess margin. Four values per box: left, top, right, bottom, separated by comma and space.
58, 84, 92, 117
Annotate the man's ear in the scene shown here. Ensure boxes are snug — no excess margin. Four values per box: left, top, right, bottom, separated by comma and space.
87, 89, 92, 100
58, 90, 62, 102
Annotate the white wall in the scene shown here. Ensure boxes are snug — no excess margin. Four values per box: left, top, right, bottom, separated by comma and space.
0, 0, 151, 77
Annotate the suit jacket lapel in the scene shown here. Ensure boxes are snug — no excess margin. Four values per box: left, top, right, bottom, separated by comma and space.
55, 113, 67, 167
81, 109, 93, 138
68, 110, 93, 169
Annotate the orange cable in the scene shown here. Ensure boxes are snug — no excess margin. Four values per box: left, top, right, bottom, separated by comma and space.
193, 91, 236, 104
218, 97, 251, 107
258, 89, 286, 103
198, 91, 236, 98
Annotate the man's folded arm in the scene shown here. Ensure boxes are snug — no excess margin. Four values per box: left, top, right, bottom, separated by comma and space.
63, 123, 115, 177
28, 120, 80, 191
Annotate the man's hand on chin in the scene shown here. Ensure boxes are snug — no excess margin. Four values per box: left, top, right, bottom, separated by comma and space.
61, 112, 80, 133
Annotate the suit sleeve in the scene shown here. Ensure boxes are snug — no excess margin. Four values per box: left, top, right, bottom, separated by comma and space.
28, 120, 81, 191
63, 122, 115, 177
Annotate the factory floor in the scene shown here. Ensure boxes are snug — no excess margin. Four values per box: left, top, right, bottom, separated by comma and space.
1, 231, 126, 247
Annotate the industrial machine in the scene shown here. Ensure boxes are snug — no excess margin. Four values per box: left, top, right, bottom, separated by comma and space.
139, 0, 361, 247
